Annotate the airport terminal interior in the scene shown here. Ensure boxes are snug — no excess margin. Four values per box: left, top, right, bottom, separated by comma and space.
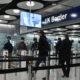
0, 0, 80, 80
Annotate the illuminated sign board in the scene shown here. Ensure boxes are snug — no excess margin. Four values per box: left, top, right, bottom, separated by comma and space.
44, 14, 67, 24
42, 6, 80, 25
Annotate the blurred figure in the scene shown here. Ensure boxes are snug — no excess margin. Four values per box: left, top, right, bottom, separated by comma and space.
55, 38, 62, 64
31, 37, 38, 56
3, 36, 13, 68
47, 39, 51, 52
17, 37, 28, 67
17, 37, 27, 51
36, 30, 50, 67
60, 34, 72, 77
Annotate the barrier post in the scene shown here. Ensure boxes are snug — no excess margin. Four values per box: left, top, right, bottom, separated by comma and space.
3, 50, 8, 69
32, 71, 36, 80
28, 64, 32, 80
46, 56, 49, 80
31, 50, 37, 80
21, 50, 27, 68
4, 53, 7, 80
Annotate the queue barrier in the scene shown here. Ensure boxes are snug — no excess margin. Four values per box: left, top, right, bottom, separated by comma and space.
2, 50, 32, 68
0, 55, 80, 80
20, 50, 27, 68
0, 50, 80, 80
0, 63, 80, 74
3, 50, 8, 69
0, 56, 80, 80
0, 56, 80, 62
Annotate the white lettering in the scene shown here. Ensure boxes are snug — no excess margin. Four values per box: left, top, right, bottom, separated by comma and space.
43, 13, 68, 25
44, 17, 50, 24
51, 14, 67, 22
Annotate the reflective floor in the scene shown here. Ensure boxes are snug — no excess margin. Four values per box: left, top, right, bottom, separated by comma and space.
0, 50, 80, 80
0, 66, 80, 80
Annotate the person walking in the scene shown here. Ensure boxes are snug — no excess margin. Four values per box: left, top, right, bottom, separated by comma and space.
60, 34, 72, 77
36, 30, 50, 67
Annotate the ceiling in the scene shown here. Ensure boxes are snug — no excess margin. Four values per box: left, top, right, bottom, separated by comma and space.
0, 0, 63, 23
0, 0, 80, 36
0, 0, 79, 24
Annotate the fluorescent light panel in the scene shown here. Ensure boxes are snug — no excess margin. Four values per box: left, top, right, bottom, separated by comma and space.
13, 9, 20, 13
26, 1, 35, 7
0, 24, 15, 28
4, 15, 10, 18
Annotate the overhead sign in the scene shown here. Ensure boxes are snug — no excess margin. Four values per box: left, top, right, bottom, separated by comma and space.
44, 13, 67, 24
42, 6, 80, 25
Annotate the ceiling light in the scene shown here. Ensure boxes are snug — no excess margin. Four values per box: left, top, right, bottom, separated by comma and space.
43, 0, 59, 1
44, 30, 48, 32
56, 28, 61, 31
6, 25, 15, 28
52, 3, 56, 6
73, 25, 79, 28
58, 32, 63, 34
70, 13, 78, 18
47, 34, 52, 36
0, 20, 3, 22
67, 30, 76, 33
26, 1, 35, 7
0, 20, 8, 23
0, 24, 15, 28
71, 30, 76, 33
13, 9, 20, 13
70, 34, 76, 36
4, 15, 10, 18
0, 0, 12, 4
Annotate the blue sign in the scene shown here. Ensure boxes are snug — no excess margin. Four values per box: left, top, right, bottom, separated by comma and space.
42, 6, 80, 25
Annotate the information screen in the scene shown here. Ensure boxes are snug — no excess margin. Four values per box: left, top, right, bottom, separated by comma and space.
20, 11, 42, 28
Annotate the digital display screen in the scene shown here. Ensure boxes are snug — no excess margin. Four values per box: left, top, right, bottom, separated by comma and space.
20, 11, 42, 28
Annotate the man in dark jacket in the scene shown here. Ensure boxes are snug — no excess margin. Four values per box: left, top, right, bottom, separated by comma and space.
31, 38, 38, 53
4, 40, 13, 54
36, 30, 50, 67
31, 37, 38, 57
55, 38, 62, 64
60, 35, 72, 77
3, 36, 13, 68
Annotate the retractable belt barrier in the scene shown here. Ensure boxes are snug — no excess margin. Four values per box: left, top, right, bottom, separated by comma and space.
0, 63, 80, 74
0, 51, 79, 80
0, 56, 79, 73
0, 56, 80, 62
